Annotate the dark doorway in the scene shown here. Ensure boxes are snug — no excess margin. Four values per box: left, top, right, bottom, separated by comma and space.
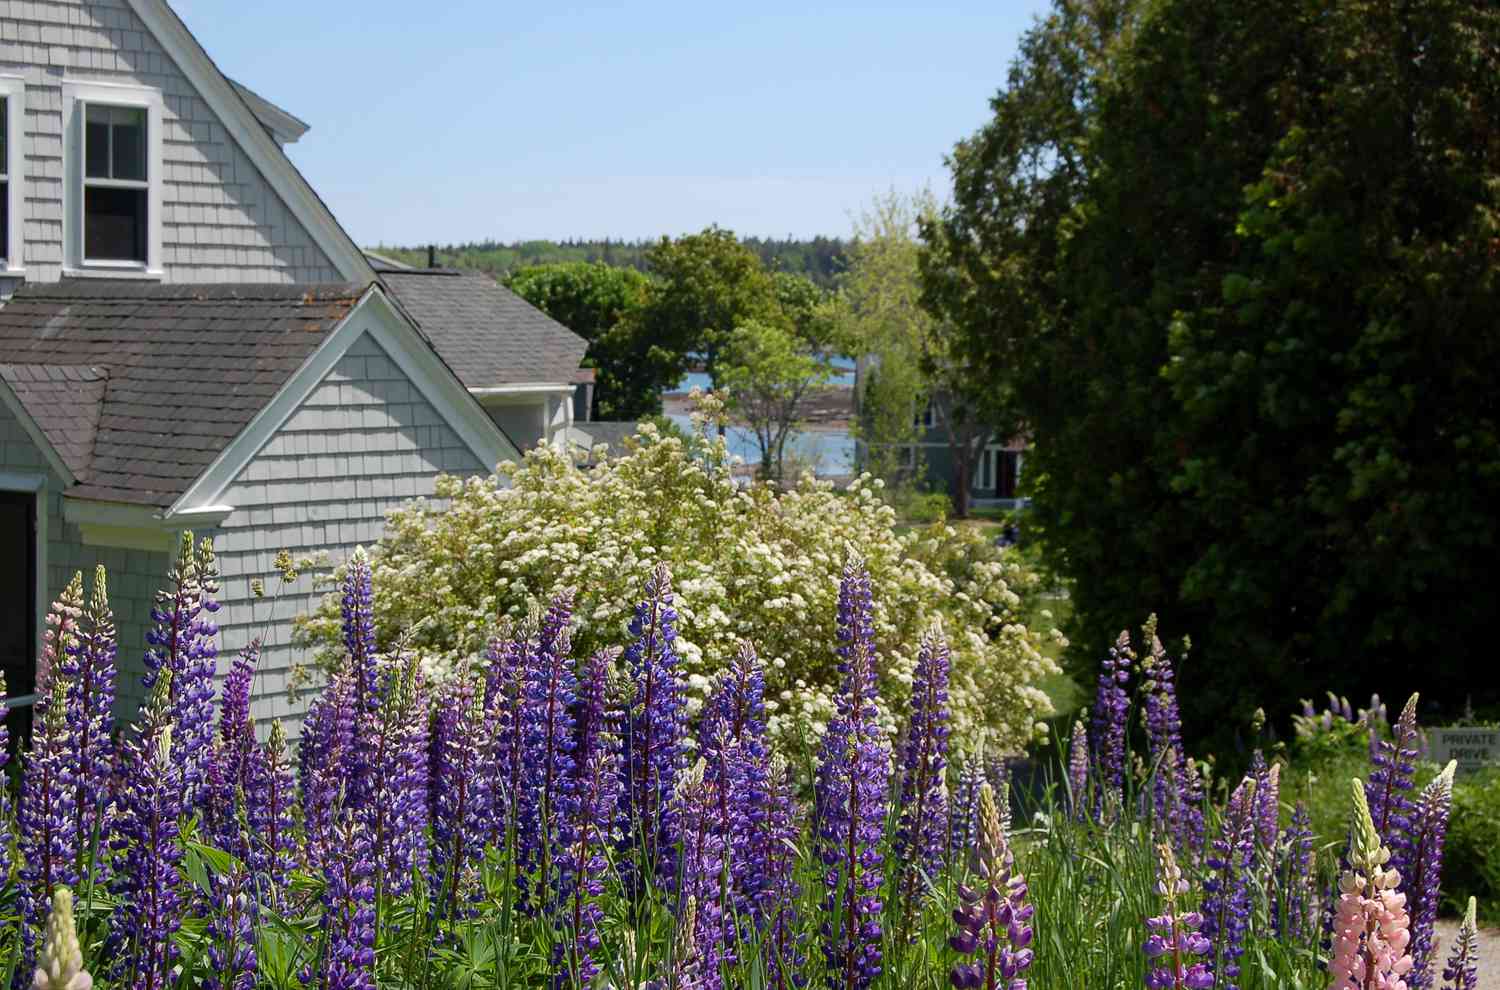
0, 490, 36, 752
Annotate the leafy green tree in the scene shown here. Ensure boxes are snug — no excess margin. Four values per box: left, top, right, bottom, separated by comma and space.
505, 262, 652, 419
720, 318, 833, 482
936, 0, 1500, 741
624, 227, 783, 396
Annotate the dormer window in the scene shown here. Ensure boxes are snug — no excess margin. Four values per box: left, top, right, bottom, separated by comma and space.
0, 76, 25, 274
63, 82, 163, 276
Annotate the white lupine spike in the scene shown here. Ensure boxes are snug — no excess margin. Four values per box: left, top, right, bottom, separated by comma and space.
32, 888, 93, 990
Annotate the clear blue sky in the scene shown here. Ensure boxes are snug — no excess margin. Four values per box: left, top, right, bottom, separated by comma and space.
171, 0, 1049, 247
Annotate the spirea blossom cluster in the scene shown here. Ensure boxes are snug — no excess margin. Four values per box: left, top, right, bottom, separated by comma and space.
296, 422, 1061, 754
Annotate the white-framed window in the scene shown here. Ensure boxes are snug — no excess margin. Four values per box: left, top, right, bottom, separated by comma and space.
62, 81, 163, 276
914, 400, 937, 430
0, 76, 26, 275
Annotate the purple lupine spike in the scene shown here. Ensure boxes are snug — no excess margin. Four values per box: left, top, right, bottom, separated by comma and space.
204, 864, 257, 990
15, 579, 85, 984
1067, 719, 1089, 821
1442, 897, 1480, 990
144, 533, 222, 818
1143, 842, 1214, 990
948, 782, 1034, 990
107, 673, 186, 990
1250, 753, 1281, 850
949, 741, 986, 870
431, 662, 491, 920
0, 673, 10, 895
699, 642, 772, 939
361, 653, 429, 902
1090, 630, 1133, 818
1139, 626, 1197, 852
64, 566, 116, 876
321, 803, 376, 990
554, 657, 625, 989
895, 627, 951, 936
518, 592, 579, 913
760, 756, 808, 989
207, 641, 261, 859
341, 546, 379, 718
814, 560, 891, 990
1200, 775, 1257, 990
671, 758, 729, 989
620, 566, 688, 891
1367, 692, 1421, 878
1407, 762, 1457, 989
483, 630, 527, 851
1272, 801, 1315, 940
299, 671, 356, 872
247, 721, 297, 908
15, 672, 81, 983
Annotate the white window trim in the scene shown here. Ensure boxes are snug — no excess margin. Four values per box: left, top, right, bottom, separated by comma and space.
0, 76, 25, 276
61, 80, 164, 278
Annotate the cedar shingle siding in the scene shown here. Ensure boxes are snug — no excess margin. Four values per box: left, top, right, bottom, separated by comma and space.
0, 0, 340, 284
202, 332, 487, 729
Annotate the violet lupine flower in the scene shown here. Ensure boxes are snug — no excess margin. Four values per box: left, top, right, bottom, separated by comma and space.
16, 672, 81, 984
1406, 761, 1457, 990
1200, 775, 1257, 990
204, 865, 256, 990
620, 566, 689, 890
1328, 779, 1414, 990
0, 673, 9, 888
814, 562, 891, 990
1441, 897, 1479, 990
554, 660, 624, 990
1144, 842, 1213, 990
247, 721, 297, 907
670, 759, 729, 989
1250, 754, 1281, 851
360, 653, 429, 902
1090, 630, 1133, 818
1272, 801, 1315, 940
895, 627, 951, 934
519, 592, 580, 913
321, 805, 376, 990
107, 677, 186, 990
63, 566, 116, 874
760, 758, 808, 990
299, 671, 356, 872
948, 782, 1034, 990
699, 642, 772, 934
950, 742, 986, 870
1367, 692, 1421, 877
482, 630, 527, 851
143, 533, 222, 818
430, 663, 491, 920
207, 641, 261, 859
1067, 719, 1089, 821
341, 546, 379, 718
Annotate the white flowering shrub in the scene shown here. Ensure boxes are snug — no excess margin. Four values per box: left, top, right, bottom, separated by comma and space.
297, 423, 1060, 753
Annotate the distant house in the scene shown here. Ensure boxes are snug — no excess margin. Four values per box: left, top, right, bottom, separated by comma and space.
908, 398, 1028, 509
0, 0, 588, 732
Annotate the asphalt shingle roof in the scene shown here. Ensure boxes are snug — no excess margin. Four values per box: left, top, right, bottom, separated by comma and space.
0, 363, 109, 481
380, 270, 588, 387
0, 281, 365, 507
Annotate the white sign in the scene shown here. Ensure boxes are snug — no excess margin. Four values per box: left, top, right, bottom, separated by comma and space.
1430, 728, 1500, 775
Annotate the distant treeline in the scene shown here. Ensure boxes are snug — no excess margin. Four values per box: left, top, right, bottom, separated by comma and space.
369, 236, 849, 287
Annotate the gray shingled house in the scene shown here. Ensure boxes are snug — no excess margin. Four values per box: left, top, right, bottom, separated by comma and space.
0, 0, 590, 731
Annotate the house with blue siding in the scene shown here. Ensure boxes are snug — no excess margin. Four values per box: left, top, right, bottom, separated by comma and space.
0, 0, 589, 732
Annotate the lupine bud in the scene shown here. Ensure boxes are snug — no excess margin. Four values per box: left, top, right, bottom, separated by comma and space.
31, 888, 92, 990
1440, 897, 1479, 990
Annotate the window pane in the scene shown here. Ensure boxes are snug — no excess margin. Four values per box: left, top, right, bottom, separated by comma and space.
85, 110, 110, 179
0, 100, 7, 176
111, 108, 146, 181
1, 180, 8, 262
85, 185, 146, 262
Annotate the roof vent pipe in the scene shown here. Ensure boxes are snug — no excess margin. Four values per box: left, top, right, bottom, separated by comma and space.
427, 245, 437, 269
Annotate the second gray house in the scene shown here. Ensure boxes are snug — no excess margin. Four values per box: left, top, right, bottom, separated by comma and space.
0, 0, 589, 731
